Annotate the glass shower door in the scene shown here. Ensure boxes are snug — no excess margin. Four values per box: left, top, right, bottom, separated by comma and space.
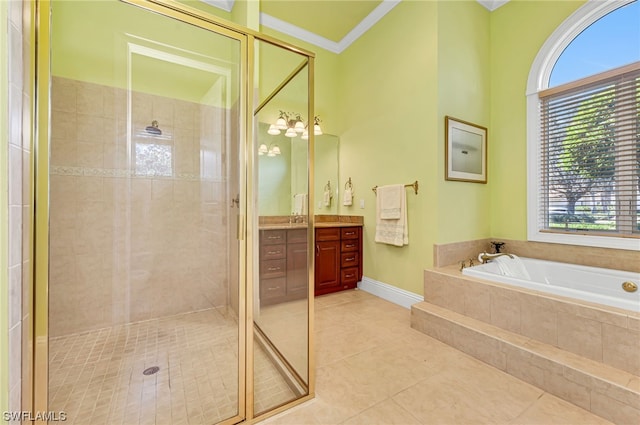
252, 39, 313, 416
45, 1, 245, 424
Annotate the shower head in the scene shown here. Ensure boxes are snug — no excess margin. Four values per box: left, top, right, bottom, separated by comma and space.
145, 120, 162, 136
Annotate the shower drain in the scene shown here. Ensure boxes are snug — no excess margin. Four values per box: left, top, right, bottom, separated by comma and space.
143, 366, 160, 376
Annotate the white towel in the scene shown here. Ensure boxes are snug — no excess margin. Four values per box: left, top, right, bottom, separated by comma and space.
378, 184, 403, 219
323, 190, 331, 207
343, 188, 353, 206
375, 185, 408, 247
293, 193, 307, 215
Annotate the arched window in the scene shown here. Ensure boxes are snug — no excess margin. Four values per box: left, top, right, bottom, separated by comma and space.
527, 0, 640, 250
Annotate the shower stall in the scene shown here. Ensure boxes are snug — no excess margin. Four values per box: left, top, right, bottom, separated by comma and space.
33, 1, 314, 423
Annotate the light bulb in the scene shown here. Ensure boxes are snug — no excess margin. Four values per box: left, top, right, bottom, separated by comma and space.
272, 145, 281, 155
285, 128, 297, 137
267, 149, 276, 157
267, 124, 280, 135
258, 143, 268, 155
275, 117, 287, 130
301, 129, 309, 140
314, 123, 323, 135
294, 120, 305, 133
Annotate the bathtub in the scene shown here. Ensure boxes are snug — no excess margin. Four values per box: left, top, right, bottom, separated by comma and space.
462, 257, 640, 312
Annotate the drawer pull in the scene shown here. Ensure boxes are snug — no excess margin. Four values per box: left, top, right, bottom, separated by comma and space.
345, 257, 355, 262
267, 286, 281, 291
345, 273, 354, 278
267, 250, 280, 255
345, 231, 355, 236
267, 236, 281, 240
267, 267, 280, 271
345, 244, 355, 248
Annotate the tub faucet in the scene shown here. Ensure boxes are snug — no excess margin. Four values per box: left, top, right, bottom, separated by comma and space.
479, 252, 514, 264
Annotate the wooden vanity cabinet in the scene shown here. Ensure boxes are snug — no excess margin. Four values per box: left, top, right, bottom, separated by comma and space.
259, 228, 308, 306
314, 228, 341, 294
285, 229, 308, 301
314, 226, 362, 296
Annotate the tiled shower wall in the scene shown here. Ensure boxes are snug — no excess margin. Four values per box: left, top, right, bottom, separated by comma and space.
6, 0, 33, 419
49, 76, 231, 337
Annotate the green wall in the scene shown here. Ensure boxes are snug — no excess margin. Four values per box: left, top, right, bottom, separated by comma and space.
51, 0, 243, 104
437, 1, 491, 244
338, 1, 439, 295
0, 0, 9, 419
337, 0, 491, 295
489, 0, 585, 240
334, 0, 585, 295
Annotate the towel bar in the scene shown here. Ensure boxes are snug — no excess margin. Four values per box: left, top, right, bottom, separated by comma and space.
372, 181, 418, 195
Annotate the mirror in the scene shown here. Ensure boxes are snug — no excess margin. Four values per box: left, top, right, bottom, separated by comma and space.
257, 121, 339, 216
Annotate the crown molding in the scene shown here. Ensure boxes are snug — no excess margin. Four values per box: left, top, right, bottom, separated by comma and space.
336, 0, 401, 53
202, 0, 507, 54
201, 0, 235, 13
260, 13, 342, 53
476, 0, 510, 12
260, 0, 401, 54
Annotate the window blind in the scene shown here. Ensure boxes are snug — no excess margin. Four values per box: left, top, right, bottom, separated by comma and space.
539, 62, 640, 237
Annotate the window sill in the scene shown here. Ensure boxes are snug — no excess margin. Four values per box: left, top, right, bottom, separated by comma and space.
528, 230, 640, 251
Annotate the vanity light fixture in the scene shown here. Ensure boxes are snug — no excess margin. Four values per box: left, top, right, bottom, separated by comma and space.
269, 110, 322, 139
258, 143, 281, 157
301, 116, 323, 140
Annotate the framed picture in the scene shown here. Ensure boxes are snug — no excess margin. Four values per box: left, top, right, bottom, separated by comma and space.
445, 116, 487, 183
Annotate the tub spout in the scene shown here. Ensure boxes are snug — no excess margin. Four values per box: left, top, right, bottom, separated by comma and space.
479, 252, 514, 264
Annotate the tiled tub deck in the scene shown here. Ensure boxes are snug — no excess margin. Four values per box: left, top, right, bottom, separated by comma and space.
411, 266, 640, 425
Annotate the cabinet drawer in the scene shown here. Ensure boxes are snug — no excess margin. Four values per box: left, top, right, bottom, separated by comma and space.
261, 277, 286, 300
341, 227, 360, 239
261, 230, 286, 245
260, 259, 286, 278
288, 228, 307, 244
341, 252, 359, 268
341, 267, 359, 285
260, 243, 286, 260
316, 227, 340, 241
341, 239, 358, 252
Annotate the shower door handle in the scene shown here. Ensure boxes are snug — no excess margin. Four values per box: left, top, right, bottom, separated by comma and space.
231, 194, 240, 208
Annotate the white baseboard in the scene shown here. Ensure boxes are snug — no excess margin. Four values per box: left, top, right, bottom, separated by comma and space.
357, 277, 423, 309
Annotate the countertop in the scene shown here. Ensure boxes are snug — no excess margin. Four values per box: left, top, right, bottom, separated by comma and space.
258, 222, 363, 230
258, 215, 364, 230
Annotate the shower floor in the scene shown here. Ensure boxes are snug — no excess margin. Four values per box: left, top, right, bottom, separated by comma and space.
49, 308, 295, 425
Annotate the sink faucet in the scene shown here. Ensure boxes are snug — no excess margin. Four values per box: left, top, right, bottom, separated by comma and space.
478, 252, 514, 264
290, 213, 304, 224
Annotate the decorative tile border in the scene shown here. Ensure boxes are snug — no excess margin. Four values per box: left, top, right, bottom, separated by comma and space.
50, 165, 222, 182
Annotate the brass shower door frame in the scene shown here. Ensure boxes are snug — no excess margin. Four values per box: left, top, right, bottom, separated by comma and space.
32, 0, 315, 424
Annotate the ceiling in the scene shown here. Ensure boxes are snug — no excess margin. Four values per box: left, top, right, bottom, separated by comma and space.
203, 0, 510, 54
262, 0, 384, 43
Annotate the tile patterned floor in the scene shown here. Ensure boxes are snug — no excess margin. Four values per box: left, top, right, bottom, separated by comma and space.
49, 307, 295, 425
262, 289, 614, 425
49, 289, 616, 424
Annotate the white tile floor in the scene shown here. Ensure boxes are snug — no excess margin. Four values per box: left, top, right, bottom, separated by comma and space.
49, 307, 294, 425
49, 289, 617, 425
262, 289, 615, 425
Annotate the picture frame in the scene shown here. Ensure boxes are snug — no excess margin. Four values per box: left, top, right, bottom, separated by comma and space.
445, 116, 487, 183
